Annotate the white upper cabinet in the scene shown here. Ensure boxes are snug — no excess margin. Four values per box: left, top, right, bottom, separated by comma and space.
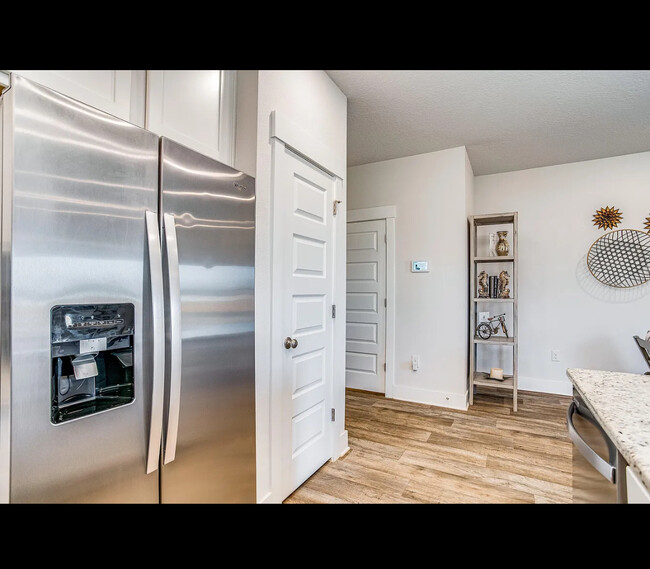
146, 70, 236, 167
10, 70, 144, 125
6, 70, 239, 166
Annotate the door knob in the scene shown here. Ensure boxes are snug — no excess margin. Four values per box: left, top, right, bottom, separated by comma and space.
284, 337, 298, 349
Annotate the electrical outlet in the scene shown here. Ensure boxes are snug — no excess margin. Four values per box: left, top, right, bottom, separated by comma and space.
412, 355, 420, 371
551, 350, 560, 362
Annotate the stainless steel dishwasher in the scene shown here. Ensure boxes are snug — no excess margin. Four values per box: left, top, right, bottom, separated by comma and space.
567, 389, 627, 503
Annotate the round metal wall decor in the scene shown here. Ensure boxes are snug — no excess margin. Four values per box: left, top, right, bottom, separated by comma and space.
587, 229, 650, 288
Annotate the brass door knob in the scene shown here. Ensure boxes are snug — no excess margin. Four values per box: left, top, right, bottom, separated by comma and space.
284, 337, 298, 349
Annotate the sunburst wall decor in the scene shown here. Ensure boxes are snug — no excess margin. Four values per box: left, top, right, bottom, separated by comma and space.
592, 206, 623, 231
644, 214, 650, 233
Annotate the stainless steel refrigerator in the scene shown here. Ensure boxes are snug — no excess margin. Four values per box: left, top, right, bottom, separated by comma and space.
0, 73, 256, 503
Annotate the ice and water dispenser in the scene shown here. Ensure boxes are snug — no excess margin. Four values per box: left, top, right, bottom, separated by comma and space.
50, 304, 135, 424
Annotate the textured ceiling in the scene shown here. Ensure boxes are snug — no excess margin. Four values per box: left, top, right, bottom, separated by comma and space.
326, 70, 650, 176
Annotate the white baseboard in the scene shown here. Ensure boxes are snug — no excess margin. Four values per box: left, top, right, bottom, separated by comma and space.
391, 383, 468, 410
388, 376, 572, 413
334, 429, 349, 460
256, 490, 278, 504
518, 375, 573, 396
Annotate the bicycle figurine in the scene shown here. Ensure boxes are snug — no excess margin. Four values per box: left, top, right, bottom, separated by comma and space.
476, 313, 509, 339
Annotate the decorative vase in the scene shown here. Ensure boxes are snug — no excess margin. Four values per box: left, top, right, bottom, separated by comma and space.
496, 231, 510, 256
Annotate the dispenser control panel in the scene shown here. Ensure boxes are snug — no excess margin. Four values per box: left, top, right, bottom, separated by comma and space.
50, 303, 135, 425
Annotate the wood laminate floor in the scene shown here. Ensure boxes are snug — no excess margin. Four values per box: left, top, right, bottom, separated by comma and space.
284, 387, 574, 504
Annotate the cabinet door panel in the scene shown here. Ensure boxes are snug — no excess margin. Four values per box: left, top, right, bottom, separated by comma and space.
11, 70, 137, 123
146, 70, 235, 166
627, 466, 650, 503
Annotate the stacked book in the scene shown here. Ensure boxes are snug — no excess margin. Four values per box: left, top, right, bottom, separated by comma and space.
488, 276, 499, 298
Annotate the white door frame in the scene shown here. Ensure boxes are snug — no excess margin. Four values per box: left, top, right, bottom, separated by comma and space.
347, 206, 396, 399
268, 110, 348, 502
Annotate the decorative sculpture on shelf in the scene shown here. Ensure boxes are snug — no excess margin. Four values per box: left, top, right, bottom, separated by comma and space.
498, 270, 511, 298
477, 270, 489, 298
592, 206, 623, 231
476, 313, 509, 339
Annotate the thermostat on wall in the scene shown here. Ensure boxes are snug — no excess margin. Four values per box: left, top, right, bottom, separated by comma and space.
411, 260, 429, 273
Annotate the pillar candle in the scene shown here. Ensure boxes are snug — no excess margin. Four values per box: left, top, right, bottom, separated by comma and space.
490, 367, 504, 380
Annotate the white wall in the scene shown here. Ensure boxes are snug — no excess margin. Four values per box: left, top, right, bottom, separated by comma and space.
347, 146, 471, 409
465, 149, 475, 219
254, 70, 347, 503
234, 70, 258, 177
474, 152, 650, 394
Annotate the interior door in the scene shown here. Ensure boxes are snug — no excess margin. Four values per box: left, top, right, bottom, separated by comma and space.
275, 144, 335, 497
345, 220, 386, 393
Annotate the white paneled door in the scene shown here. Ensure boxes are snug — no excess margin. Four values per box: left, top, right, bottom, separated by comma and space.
346, 220, 386, 393
275, 144, 335, 497
274, 145, 336, 496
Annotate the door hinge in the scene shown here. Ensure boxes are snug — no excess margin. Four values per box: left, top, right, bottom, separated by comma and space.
332, 304, 336, 318
384, 233, 387, 243
333, 200, 342, 216
331, 408, 336, 421
384, 298, 387, 308
384, 363, 386, 372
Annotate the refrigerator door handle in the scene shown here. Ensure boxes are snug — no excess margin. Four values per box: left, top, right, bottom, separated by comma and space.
145, 210, 165, 474
163, 213, 182, 464
567, 400, 616, 483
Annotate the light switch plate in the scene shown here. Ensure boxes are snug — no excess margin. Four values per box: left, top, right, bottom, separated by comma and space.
479, 312, 489, 323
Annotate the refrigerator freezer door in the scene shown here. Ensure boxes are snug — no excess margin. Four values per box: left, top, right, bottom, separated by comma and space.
160, 137, 256, 503
4, 75, 161, 502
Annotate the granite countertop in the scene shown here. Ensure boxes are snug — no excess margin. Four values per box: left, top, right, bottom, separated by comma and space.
566, 368, 650, 490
